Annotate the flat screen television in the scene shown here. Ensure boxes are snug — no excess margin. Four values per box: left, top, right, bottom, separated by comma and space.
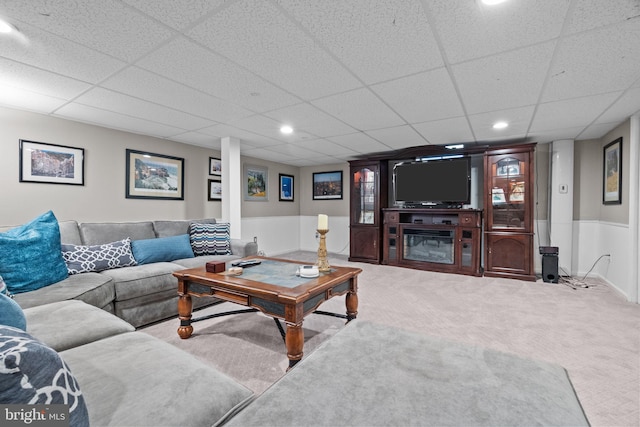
393, 157, 471, 207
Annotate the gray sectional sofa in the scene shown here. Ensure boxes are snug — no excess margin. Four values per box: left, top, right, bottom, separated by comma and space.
5, 218, 257, 327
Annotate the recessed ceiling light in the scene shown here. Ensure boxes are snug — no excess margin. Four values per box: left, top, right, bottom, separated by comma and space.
280, 125, 293, 135
481, 0, 508, 5
0, 18, 14, 33
493, 121, 509, 129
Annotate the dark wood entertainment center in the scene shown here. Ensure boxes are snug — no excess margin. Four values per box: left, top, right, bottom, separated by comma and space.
348, 142, 536, 280
382, 208, 482, 276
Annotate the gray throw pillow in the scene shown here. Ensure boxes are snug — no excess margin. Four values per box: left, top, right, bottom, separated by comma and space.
61, 238, 137, 275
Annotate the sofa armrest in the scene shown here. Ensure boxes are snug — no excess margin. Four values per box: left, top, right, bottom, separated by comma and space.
230, 239, 258, 257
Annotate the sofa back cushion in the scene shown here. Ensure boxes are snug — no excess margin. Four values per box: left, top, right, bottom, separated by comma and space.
58, 220, 82, 245
80, 221, 155, 245
153, 218, 217, 238
0, 211, 69, 294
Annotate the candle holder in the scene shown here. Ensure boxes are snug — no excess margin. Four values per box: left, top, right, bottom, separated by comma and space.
316, 228, 330, 272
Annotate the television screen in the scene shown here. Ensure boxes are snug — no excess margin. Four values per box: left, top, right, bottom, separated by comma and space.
394, 157, 470, 205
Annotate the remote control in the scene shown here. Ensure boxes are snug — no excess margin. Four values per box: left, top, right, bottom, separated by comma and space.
231, 259, 262, 268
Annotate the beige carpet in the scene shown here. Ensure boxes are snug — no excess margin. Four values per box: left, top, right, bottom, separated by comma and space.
142, 251, 640, 427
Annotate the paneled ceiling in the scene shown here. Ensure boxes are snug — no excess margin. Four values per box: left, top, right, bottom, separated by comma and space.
1, 0, 639, 166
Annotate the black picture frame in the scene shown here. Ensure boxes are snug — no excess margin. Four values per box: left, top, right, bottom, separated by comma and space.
19, 139, 85, 185
209, 157, 221, 176
126, 149, 184, 200
208, 179, 221, 201
603, 137, 622, 205
279, 173, 294, 201
313, 171, 343, 200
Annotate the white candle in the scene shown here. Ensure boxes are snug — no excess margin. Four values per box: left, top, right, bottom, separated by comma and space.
317, 214, 328, 230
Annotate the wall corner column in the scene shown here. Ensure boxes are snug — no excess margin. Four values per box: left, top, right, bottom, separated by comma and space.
628, 114, 639, 303
221, 137, 241, 239
549, 139, 575, 275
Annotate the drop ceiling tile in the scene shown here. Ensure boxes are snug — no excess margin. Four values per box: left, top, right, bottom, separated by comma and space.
170, 131, 221, 149
228, 114, 309, 142
264, 103, 357, 138
426, 0, 570, 63
0, 84, 67, 114
122, 0, 229, 30
595, 87, 640, 124
262, 143, 327, 159
565, 0, 640, 34
0, 22, 125, 83
453, 42, 555, 114
199, 124, 282, 148
240, 147, 300, 164
542, 21, 640, 102
371, 68, 464, 123
468, 106, 535, 141
275, 0, 442, 84
413, 116, 474, 145
365, 125, 427, 150
73, 88, 217, 131
294, 138, 359, 157
54, 103, 187, 138
530, 92, 621, 133
0, 58, 91, 99
577, 122, 620, 140
137, 37, 300, 113
101, 67, 252, 123
1, 0, 173, 62
527, 126, 584, 143
187, 0, 361, 100
312, 88, 405, 131
327, 132, 390, 155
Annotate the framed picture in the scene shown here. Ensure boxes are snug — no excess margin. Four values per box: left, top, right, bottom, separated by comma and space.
125, 149, 184, 200
496, 158, 520, 177
313, 171, 343, 200
603, 137, 622, 205
509, 181, 525, 203
244, 164, 268, 201
209, 157, 221, 176
491, 187, 506, 204
279, 173, 294, 202
19, 139, 84, 185
208, 179, 222, 201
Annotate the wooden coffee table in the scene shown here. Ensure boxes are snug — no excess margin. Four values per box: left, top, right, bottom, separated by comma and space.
173, 256, 362, 369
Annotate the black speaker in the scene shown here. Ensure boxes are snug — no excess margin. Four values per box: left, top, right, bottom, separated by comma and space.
541, 248, 559, 283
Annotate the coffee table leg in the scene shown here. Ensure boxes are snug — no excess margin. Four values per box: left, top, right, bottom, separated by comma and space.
177, 294, 193, 339
285, 322, 303, 370
346, 290, 358, 321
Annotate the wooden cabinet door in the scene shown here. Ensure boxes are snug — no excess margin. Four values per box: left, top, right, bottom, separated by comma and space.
485, 232, 533, 280
350, 226, 379, 262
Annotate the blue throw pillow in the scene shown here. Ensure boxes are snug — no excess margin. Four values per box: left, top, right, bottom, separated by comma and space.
0, 211, 68, 294
131, 234, 194, 265
0, 276, 26, 331
0, 326, 89, 426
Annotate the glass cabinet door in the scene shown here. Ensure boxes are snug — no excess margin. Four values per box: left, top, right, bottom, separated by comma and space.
489, 155, 526, 230
352, 167, 377, 225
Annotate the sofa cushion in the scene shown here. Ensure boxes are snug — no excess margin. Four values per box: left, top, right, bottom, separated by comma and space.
24, 300, 134, 352
79, 221, 155, 245
153, 218, 216, 238
60, 332, 253, 427
190, 222, 232, 256
59, 220, 82, 245
0, 277, 26, 330
62, 238, 138, 274
131, 234, 194, 264
0, 211, 68, 294
99, 262, 179, 301
12, 272, 115, 310
0, 326, 89, 427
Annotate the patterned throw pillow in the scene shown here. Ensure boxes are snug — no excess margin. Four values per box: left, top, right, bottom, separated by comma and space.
0, 326, 89, 426
189, 223, 232, 256
61, 238, 138, 275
